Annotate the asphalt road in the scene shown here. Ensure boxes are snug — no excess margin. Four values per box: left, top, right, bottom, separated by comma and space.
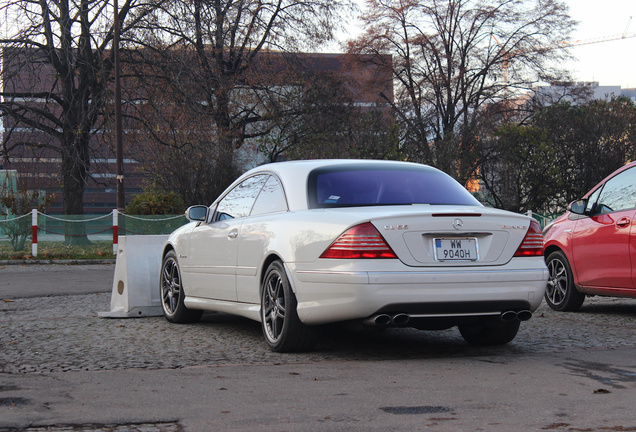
1, 264, 636, 431
1, 263, 115, 298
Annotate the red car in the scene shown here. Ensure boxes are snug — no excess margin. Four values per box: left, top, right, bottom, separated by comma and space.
543, 160, 636, 311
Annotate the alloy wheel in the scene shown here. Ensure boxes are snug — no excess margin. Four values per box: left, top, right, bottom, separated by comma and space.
546, 257, 567, 306
161, 256, 181, 315
263, 269, 286, 343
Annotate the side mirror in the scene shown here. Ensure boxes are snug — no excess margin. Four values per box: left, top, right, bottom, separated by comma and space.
185, 205, 209, 222
567, 199, 588, 215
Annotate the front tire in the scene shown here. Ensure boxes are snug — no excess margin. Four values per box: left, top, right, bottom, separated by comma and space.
160, 250, 203, 323
545, 251, 585, 311
261, 261, 317, 352
458, 318, 520, 345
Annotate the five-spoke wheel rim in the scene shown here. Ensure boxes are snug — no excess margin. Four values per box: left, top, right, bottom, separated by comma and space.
546, 257, 568, 306
263, 270, 286, 343
161, 256, 181, 315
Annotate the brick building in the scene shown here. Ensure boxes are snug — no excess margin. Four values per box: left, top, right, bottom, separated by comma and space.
1, 49, 393, 214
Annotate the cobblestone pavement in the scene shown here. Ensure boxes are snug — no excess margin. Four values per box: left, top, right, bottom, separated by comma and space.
1, 289, 636, 432
1, 291, 635, 374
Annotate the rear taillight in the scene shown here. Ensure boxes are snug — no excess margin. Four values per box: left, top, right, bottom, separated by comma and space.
320, 222, 397, 259
514, 220, 543, 257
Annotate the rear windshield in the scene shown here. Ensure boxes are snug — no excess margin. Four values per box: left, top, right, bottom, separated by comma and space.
307, 163, 481, 209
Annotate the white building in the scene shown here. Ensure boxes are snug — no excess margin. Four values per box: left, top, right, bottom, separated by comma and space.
533, 81, 635, 105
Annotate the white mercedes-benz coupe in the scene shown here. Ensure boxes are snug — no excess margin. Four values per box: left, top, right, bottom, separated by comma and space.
160, 160, 547, 352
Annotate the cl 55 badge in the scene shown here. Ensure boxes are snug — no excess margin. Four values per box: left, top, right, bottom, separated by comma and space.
384, 225, 408, 230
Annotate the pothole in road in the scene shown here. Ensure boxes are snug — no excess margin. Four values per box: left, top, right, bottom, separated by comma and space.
0, 396, 30, 407
380, 405, 453, 415
0, 422, 182, 432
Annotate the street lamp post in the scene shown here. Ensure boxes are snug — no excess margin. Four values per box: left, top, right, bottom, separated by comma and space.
114, 0, 125, 213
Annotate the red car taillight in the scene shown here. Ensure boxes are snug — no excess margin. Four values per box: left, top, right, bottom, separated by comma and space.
514, 220, 543, 257
320, 222, 397, 259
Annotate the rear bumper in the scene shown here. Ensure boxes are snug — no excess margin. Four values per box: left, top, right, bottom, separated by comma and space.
287, 261, 548, 325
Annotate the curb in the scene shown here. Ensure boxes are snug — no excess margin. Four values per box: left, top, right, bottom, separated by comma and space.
0, 259, 116, 265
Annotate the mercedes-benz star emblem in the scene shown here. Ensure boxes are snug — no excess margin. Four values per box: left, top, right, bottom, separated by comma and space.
453, 218, 463, 230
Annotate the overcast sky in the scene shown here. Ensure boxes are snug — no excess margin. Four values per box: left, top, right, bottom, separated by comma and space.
341, 0, 636, 89
564, 0, 635, 88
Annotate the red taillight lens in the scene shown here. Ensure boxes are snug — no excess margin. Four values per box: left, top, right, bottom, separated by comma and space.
320, 222, 397, 259
514, 220, 543, 257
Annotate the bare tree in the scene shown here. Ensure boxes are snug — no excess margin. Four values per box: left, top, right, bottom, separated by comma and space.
131, 78, 228, 205
0, 0, 157, 243
349, 0, 575, 184
260, 67, 399, 162
125, 0, 353, 198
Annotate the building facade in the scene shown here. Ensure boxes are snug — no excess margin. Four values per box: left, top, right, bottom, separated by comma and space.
1, 49, 394, 214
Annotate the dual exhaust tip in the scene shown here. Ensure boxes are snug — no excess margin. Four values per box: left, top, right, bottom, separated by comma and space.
364, 310, 533, 327
501, 310, 533, 322
364, 313, 410, 328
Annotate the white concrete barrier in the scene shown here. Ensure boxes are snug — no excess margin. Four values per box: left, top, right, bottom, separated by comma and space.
99, 235, 168, 318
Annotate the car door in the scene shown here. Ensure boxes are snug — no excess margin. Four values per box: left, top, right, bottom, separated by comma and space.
186, 175, 269, 301
571, 166, 636, 289
236, 175, 289, 304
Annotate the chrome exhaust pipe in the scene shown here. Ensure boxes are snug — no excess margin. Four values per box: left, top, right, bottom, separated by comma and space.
501, 311, 518, 322
500, 310, 533, 322
363, 314, 392, 327
516, 310, 533, 321
391, 313, 410, 326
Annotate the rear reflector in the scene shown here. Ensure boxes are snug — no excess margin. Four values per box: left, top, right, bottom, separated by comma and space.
320, 222, 397, 259
514, 220, 543, 257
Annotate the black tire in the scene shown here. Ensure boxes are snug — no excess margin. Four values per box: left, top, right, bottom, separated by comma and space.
458, 318, 520, 345
545, 250, 585, 312
160, 250, 203, 323
261, 261, 318, 352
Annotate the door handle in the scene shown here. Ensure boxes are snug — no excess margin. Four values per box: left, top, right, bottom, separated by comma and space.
228, 230, 239, 239
616, 217, 631, 228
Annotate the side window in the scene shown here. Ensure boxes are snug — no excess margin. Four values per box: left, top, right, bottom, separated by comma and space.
214, 175, 268, 221
593, 167, 636, 214
251, 175, 288, 216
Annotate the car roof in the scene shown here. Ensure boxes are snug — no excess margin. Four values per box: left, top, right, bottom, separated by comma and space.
240, 159, 437, 212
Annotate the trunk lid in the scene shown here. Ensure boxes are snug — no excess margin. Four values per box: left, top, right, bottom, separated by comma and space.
366, 205, 532, 267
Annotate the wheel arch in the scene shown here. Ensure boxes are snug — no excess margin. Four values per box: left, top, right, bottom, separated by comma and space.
260, 253, 284, 289
544, 244, 581, 288
543, 244, 563, 260
162, 243, 175, 259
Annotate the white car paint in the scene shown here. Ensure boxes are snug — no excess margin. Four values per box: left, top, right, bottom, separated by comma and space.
162, 159, 548, 349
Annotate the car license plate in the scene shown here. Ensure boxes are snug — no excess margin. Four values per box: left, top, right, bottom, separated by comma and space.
434, 238, 478, 261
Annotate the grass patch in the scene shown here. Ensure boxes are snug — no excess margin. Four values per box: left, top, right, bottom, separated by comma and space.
0, 241, 114, 261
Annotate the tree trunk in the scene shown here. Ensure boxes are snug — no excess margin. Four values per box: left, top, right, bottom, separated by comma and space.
212, 88, 240, 195
61, 134, 91, 246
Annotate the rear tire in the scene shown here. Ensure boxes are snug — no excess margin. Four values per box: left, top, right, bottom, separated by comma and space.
261, 261, 318, 352
545, 251, 585, 311
160, 251, 203, 323
458, 318, 520, 345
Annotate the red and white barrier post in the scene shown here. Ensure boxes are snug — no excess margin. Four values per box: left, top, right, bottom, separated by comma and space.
113, 209, 119, 255
31, 209, 38, 257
